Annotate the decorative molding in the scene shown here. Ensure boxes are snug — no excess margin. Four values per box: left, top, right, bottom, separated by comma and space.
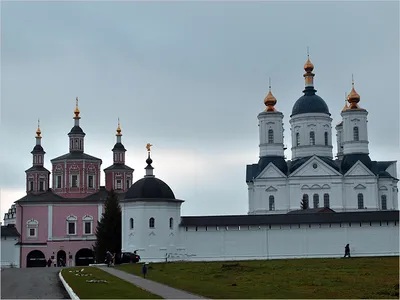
354, 184, 367, 190
266, 186, 278, 192
26, 219, 39, 226
66, 215, 77, 221
82, 215, 93, 221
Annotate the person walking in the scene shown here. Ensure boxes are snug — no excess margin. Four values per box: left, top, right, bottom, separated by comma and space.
344, 244, 351, 258
142, 263, 147, 278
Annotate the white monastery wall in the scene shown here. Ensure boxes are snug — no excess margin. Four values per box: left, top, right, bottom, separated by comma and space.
167, 222, 399, 262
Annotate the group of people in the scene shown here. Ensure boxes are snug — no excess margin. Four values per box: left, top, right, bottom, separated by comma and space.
105, 250, 141, 267
46, 257, 66, 267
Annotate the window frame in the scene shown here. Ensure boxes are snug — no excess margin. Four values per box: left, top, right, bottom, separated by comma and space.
71, 174, 79, 188
26, 219, 39, 239
324, 132, 328, 146
269, 195, 275, 211
353, 126, 359, 141
66, 215, 77, 235
169, 217, 174, 230
357, 193, 364, 209
313, 194, 319, 208
296, 132, 300, 146
82, 215, 93, 235
129, 218, 134, 230
309, 131, 315, 145
381, 195, 387, 210
268, 129, 274, 144
56, 175, 62, 189
323, 193, 330, 208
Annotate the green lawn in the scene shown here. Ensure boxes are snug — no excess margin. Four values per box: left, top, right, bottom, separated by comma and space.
117, 257, 399, 299
61, 267, 161, 299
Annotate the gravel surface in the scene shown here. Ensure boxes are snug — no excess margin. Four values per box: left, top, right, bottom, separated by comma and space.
1, 267, 70, 299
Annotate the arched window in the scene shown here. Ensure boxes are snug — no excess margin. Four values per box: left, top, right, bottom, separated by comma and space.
149, 217, 155, 228
353, 126, 359, 141
302, 194, 309, 209
309, 131, 315, 145
313, 194, 319, 208
357, 193, 364, 209
323, 193, 330, 208
296, 132, 300, 146
381, 195, 387, 210
169, 217, 174, 229
324, 132, 328, 146
269, 195, 275, 211
268, 129, 274, 144
129, 218, 134, 229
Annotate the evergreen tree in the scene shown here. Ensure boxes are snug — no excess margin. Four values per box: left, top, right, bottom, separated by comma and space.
93, 189, 122, 262
300, 198, 308, 210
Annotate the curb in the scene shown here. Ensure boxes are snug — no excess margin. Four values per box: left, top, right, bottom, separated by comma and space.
59, 269, 80, 300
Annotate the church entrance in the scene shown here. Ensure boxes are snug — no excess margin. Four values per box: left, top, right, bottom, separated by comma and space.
75, 248, 94, 266
26, 250, 46, 268
56, 250, 66, 267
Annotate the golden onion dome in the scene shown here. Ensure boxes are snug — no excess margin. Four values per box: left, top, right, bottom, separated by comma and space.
304, 57, 314, 73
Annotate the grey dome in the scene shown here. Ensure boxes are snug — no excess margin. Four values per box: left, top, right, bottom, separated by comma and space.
125, 177, 175, 200
291, 87, 330, 117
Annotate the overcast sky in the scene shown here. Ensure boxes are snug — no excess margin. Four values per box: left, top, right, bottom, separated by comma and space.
1, 1, 399, 220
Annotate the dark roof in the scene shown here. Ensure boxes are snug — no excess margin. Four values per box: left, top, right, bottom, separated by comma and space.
341, 153, 373, 174
180, 211, 399, 227
51, 152, 102, 162
247, 154, 397, 182
68, 125, 85, 135
291, 87, 330, 117
14, 187, 120, 203
1, 225, 20, 237
246, 156, 288, 182
31, 144, 45, 154
112, 142, 126, 152
124, 176, 176, 200
104, 164, 134, 171
25, 166, 51, 173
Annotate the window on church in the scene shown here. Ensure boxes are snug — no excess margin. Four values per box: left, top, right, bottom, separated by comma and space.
74, 139, 78, 149
29, 181, 34, 191
353, 127, 359, 141
29, 228, 36, 237
324, 132, 328, 146
71, 175, 78, 188
309, 131, 315, 145
126, 179, 131, 189
323, 193, 330, 208
39, 181, 44, 192
169, 217, 174, 229
116, 179, 122, 190
313, 194, 319, 208
302, 194, 309, 209
56, 176, 62, 189
129, 218, 134, 229
149, 217, 155, 228
88, 175, 94, 189
268, 129, 274, 143
357, 193, 364, 209
84, 221, 92, 235
79, 139, 83, 150
68, 222, 76, 235
296, 133, 300, 146
269, 195, 275, 211
381, 195, 387, 210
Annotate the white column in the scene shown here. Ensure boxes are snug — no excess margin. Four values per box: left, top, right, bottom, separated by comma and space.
48, 205, 53, 240
98, 204, 103, 221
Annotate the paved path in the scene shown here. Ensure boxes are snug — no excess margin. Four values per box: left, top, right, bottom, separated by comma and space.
1, 267, 70, 299
99, 267, 207, 299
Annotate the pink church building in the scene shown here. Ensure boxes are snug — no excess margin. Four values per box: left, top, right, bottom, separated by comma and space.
13, 98, 134, 267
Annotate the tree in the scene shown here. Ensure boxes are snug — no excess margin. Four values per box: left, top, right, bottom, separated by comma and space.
93, 189, 122, 262
300, 198, 308, 210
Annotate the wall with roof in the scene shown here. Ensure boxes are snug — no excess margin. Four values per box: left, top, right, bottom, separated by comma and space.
16, 205, 48, 243
1, 235, 20, 268
164, 221, 399, 262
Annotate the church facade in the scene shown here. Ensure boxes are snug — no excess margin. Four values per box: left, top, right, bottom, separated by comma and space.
246, 57, 398, 215
3, 100, 133, 268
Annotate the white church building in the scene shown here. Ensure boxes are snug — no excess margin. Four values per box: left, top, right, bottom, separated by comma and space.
121, 57, 399, 262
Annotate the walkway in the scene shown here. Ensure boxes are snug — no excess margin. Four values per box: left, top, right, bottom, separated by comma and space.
1, 267, 69, 299
99, 267, 208, 299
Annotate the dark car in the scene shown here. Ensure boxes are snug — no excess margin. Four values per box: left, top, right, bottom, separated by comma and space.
115, 252, 141, 264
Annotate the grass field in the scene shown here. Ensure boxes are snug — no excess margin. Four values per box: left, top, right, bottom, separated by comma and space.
61, 266, 161, 299
117, 256, 399, 299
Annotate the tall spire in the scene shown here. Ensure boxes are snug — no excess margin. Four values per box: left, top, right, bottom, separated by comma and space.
116, 118, 122, 143
74, 96, 80, 119
35, 119, 42, 141
263, 77, 277, 112
145, 143, 154, 177
303, 48, 315, 89
347, 74, 361, 109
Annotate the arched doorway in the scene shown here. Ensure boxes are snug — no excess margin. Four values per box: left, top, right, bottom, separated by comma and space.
75, 248, 94, 266
26, 250, 46, 268
57, 250, 67, 267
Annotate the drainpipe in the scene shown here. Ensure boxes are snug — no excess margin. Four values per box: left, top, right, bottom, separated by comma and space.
18, 202, 23, 268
